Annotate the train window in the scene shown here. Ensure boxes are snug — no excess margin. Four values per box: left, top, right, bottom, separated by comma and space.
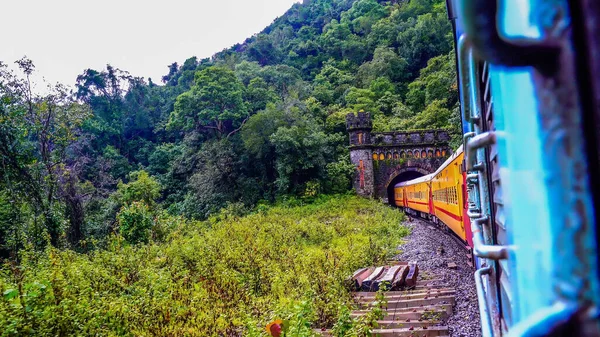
453, 187, 457, 204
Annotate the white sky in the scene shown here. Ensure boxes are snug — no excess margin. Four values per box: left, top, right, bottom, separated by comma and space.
1, 0, 300, 91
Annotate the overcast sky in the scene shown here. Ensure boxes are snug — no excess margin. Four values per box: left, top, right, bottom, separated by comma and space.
1, 0, 300, 91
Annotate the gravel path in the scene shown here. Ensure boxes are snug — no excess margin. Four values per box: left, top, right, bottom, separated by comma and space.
394, 218, 482, 337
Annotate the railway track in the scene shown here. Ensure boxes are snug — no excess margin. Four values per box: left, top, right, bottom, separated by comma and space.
318, 263, 456, 337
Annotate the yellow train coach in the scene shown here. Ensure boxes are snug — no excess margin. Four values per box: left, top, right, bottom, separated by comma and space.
394, 174, 433, 216
394, 146, 472, 246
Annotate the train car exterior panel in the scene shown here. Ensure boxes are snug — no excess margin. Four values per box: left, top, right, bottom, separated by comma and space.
431, 148, 466, 240
395, 175, 433, 215
404, 182, 430, 214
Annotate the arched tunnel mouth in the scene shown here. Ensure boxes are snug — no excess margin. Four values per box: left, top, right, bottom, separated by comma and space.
387, 170, 425, 206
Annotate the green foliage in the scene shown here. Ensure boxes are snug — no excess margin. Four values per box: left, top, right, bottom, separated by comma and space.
117, 201, 154, 244
170, 66, 248, 136
115, 170, 162, 208
1, 0, 461, 256
0, 195, 407, 336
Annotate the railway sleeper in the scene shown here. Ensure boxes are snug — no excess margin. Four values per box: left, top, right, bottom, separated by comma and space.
317, 326, 449, 337
351, 303, 453, 318
353, 286, 454, 297
354, 289, 456, 302
359, 295, 455, 310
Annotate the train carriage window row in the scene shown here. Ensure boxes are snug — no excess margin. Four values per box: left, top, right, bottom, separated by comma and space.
408, 191, 425, 199
433, 186, 458, 204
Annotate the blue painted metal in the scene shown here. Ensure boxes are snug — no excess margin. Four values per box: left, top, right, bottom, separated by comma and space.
476, 265, 494, 337
450, 0, 600, 334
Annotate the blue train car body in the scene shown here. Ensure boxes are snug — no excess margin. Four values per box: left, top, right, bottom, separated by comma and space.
446, 0, 600, 335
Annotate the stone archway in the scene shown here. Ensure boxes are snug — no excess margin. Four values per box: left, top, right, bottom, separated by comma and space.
385, 166, 430, 205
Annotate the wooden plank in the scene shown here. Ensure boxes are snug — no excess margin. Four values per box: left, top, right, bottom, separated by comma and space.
373, 264, 403, 291
375, 319, 441, 328
314, 326, 448, 337
348, 267, 375, 291
404, 262, 419, 288
316, 327, 448, 337
353, 287, 454, 298
371, 326, 448, 336
352, 304, 453, 317
355, 290, 456, 302
361, 266, 386, 291
361, 296, 455, 310
391, 265, 409, 290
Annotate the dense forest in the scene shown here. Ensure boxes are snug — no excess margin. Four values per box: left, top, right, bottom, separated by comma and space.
1, 0, 457, 333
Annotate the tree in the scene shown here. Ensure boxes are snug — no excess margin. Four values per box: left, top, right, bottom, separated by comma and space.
405, 52, 458, 112
396, 11, 452, 75
115, 170, 161, 208
270, 123, 344, 195
169, 66, 248, 137
1, 59, 92, 249
357, 47, 408, 86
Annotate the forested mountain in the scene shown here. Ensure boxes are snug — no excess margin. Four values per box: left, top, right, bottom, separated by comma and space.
0, 0, 458, 256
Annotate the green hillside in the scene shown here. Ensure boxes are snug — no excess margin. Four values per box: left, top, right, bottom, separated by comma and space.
0, 0, 457, 262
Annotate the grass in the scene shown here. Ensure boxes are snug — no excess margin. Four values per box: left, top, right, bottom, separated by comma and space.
0, 194, 408, 336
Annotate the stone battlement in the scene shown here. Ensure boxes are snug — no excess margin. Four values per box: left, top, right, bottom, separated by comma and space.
370, 129, 450, 146
346, 112, 373, 131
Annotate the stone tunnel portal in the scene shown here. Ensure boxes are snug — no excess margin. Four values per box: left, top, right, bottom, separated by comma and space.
386, 169, 426, 207
345, 111, 452, 201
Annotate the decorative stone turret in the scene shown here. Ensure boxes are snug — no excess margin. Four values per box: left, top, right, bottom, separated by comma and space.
346, 111, 372, 147
346, 112, 374, 196
345, 112, 452, 200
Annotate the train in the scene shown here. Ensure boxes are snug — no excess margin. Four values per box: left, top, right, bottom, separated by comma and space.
394, 145, 471, 248
393, 0, 600, 336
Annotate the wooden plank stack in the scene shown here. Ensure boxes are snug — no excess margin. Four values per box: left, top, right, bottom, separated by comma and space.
320, 261, 455, 337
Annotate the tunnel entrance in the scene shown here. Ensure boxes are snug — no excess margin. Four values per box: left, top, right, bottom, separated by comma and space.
387, 170, 425, 206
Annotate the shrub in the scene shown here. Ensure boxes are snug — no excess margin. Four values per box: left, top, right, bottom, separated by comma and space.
117, 201, 154, 244
0, 195, 407, 336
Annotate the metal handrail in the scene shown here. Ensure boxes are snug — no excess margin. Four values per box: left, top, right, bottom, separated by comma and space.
471, 215, 510, 260
475, 265, 494, 337
457, 35, 473, 124
466, 132, 496, 171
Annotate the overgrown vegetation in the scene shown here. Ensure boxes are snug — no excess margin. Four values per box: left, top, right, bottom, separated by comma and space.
1, 0, 458, 257
1, 0, 457, 333
1, 195, 407, 336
